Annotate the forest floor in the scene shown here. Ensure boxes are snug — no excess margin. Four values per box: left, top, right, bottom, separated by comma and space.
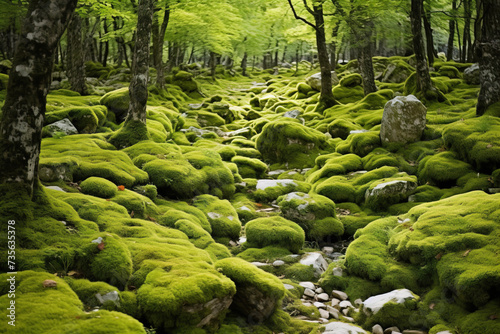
0, 56, 499, 334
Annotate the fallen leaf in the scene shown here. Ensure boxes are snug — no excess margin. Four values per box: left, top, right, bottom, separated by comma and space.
429, 303, 435, 310
130, 210, 135, 218
487, 144, 493, 148
118, 185, 125, 191
463, 249, 471, 257
435, 253, 442, 260
97, 242, 105, 251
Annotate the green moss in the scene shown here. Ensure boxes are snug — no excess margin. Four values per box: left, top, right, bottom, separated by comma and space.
316, 175, 356, 203
277, 192, 343, 241
284, 263, 316, 281
458, 300, 500, 334
438, 65, 461, 79
193, 194, 242, 240
360, 299, 422, 330
173, 70, 199, 92
45, 105, 108, 133
327, 118, 362, 139
244, 216, 305, 253
306, 153, 362, 184
340, 73, 363, 87
418, 151, 473, 187
65, 277, 119, 309
215, 257, 286, 305
100, 87, 130, 119
237, 246, 293, 262
364, 173, 418, 210
362, 148, 400, 170
249, 179, 311, 204
256, 120, 327, 168
80, 176, 117, 199
109, 120, 150, 149
111, 188, 159, 219
231, 155, 268, 178
40, 135, 149, 187
332, 85, 365, 104
336, 131, 381, 157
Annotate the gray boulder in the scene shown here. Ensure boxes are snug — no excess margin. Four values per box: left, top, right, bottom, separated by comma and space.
365, 179, 417, 210
363, 289, 418, 315
45, 118, 78, 137
464, 63, 480, 85
300, 252, 329, 277
306, 71, 339, 91
380, 95, 427, 144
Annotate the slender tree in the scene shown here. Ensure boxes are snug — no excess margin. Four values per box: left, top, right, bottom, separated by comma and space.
109, 0, 154, 148
67, 12, 87, 95
287, 0, 336, 111
476, 0, 500, 116
0, 0, 78, 197
447, 0, 457, 60
410, 0, 436, 96
152, 2, 170, 89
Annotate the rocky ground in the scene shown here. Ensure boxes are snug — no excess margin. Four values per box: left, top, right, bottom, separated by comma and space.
0, 56, 499, 334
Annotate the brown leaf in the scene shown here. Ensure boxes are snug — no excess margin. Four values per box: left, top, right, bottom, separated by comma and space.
97, 242, 105, 251
489, 314, 498, 320
435, 253, 442, 260
130, 210, 135, 218
409, 227, 414, 231
463, 249, 471, 257
487, 144, 493, 148
429, 303, 435, 310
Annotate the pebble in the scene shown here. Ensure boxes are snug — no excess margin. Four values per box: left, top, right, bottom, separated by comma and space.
326, 306, 340, 319
302, 302, 312, 307
251, 262, 269, 267
319, 308, 330, 319
384, 327, 401, 334
322, 246, 334, 254
283, 284, 295, 290
304, 288, 316, 298
316, 293, 329, 302
332, 267, 343, 277
372, 324, 384, 334
339, 300, 353, 309
313, 302, 327, 309
402, 331, 426, 334
342, 308, 350, 316
344, 316, 355, 322
354, 298, 363, 307
331, 298, 341, 307
299, 282, 316, 290
273, 260, 285, 267
315, 287, 324, 294
331, 290, 348, 301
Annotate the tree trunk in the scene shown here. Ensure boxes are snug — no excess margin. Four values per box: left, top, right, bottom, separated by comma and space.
241, 52, 248, 76
0, 0, 77, 197
330, 22, 340, 70
423, 5, 436, 65
109, 0, 154, 148
358, 21, 377, 95
152, 5, 170, 89
447, 0, 457, 60
274, 40, 279, 67
312, 2, 336, 111
102, 19, 109, 66
210, 51, 216, 79
472, 0, 484, 62
476, 0, 500, 116
410, 0, 435, 94
462, 0, 472, 62
67, 13, 87, 95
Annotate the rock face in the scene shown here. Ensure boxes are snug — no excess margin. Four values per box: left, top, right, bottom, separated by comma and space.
363, 289, 418, 315
299, 252, 329, 277
380, 95, 427, 144
323, 321, 368, 334
306, 71, 339, 91
464, 63, 480, 85
365, 179, 417, 209
45, 118, 78, 136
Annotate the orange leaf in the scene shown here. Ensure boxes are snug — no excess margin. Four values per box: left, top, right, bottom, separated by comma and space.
435, 253, 442, 260
97, 242, 105, 251
118, 185, 125, 191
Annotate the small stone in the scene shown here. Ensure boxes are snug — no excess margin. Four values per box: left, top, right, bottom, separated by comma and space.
384, 327, 401, 334
302, 302, 312, 307
316, 293, 329, 302
330, 298, 341, 307
95, 291, 120, 306
299, 281, 316, 290
42, 280, 57, 288
402, 331, 426, 334
273, 260, 285, 267
251, 262, 269, 267
315, 287, 324, 294
228, 241, 237, 247
354, 298, 363, 307
331, 290, 348, 301
372, 324, 384, 334
319, 308, 330, 319
322, 246, 334, 254
436, 331, 453, 334
344, 316, 355, 322
332, 267, 343, 277
342, 308, 350, 316
313, 302, 327, 309
283, 284, 295, 290
327, 306, 340, 319
304, 288, 316, 298
339, 300, 353, 309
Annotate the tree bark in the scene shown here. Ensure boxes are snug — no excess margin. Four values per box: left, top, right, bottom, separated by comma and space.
241, 52, 248, 76
476, 0, 500, 116
472, 0, 484, 63
358, 20, 377, 95
423, 4, 436, 65
447, 0, 457, 60
110, 0, 154, 148
462, 0, 472, 62
0, 0, 77, 197
67, 12, 87, 95
410, 0, 435, 94
152, 5, 170, 89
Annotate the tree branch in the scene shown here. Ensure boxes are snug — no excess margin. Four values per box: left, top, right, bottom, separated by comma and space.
287, 0, 317, 30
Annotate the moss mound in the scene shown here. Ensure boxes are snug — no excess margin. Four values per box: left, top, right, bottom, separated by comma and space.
244, 216, 305, 253
80, 176, 118, 198
193, 194, 242, 241
256, 120, 327, 168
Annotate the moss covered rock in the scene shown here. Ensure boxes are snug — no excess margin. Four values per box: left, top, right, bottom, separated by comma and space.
215, 257, 286, 322
193, 194, 242, 241
173, 70, 199, 93
256, 120, 327, 168
277, 192, 344, 240
80, 176, 118, 199
244, 216, 305, 253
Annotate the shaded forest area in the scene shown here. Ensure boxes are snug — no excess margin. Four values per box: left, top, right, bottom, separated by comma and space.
1, 1, 500, 334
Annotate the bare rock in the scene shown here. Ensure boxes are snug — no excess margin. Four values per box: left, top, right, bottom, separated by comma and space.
380, 95, 427, 144
331, 290, 348, 301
